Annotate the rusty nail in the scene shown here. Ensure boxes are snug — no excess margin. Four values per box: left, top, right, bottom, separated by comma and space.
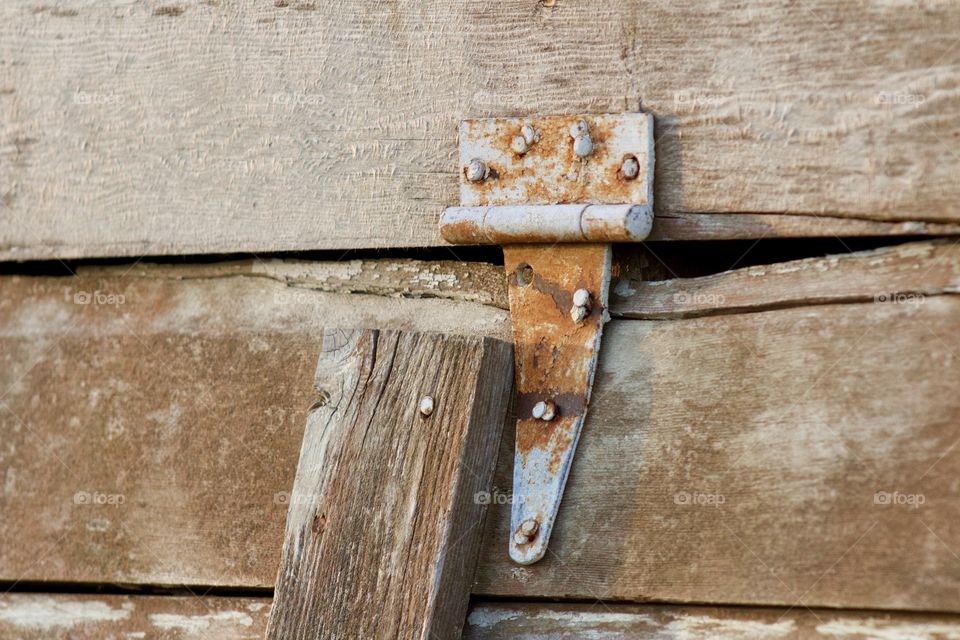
511, 135, 529, 155
514, 518, 540, 544
621, 155, 640, 180
532, 400, 556, 422
419, 396, 434, 417
572, 288, 591, 307
521, 124, 538, 145
465, 158, 489, 183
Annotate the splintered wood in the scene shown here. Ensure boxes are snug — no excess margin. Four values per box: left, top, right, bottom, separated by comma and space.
265, 330, 513, 640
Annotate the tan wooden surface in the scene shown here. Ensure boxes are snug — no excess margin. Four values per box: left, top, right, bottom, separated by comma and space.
464, 602, 960, 640
266, 330, 512, 640
0, 269, 508, 589
3, 1, 960, 260
1, 256, 959, 610
0, 594, 271, 639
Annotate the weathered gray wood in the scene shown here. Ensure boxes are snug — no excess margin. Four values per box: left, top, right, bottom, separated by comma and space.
464, 602, 960, 640
613, 239, 960, 319
265, 330, 513, 640
2, 259, 960, 611
3, 1, 960, 260
0, 267, 508, 589
0, 594, 271, 639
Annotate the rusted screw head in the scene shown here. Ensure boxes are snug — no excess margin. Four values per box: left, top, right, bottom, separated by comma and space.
532, 400, 556, 422
572, 288, 591, 308
569, 119, 589, 138
510, 135, 529, 155
513, 518, 540, 544
465, 158, 489, 183
520, 124, 538, 145
621, 155, 640, 180
572, 134, 593, 158
419, 396, 435, 417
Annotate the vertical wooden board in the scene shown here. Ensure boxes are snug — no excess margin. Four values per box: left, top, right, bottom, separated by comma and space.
265, 330, 513, 640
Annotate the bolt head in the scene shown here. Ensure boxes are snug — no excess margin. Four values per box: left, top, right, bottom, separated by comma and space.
572, 288, 591, 307
541, 402, 556, 421
510, 135, 529, 155
419, 396, 435, 417
514, 518, 540, 545
621, 155, 640, 180
572, 134, 593, 158
569, 119, 589, 138
532, 401, 547, 420
532, 400, 557, 422
465, 158, 488, 183
513, 530, 530, 545
520, 124, 538, 145
571, 306, 589, 324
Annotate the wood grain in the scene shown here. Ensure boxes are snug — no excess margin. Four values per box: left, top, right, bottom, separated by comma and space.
464, 602, 960, 640
0, 267, 508, 589
265, 330, 513, 640
3, 1, 960, 259
2, 260, 960, 611
612, 239, 960, 319
0, 594, 271, 639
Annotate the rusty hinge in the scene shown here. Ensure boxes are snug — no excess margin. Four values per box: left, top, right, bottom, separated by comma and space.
439, 113, 654, 565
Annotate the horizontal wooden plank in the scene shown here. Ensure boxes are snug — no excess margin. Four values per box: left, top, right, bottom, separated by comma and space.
3, 1, 960, 259
0, 594, 270, 639
0, 268, 509, 588
613, 239, 960, 319
2, 256, 960, 611
474, 297, 960, 609
464, 602, 960, 640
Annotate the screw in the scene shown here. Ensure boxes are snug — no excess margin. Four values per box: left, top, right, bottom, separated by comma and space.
419, 396, 435, 417
532, 400, 556, 422
571, 288, 592, 324
511, 135, 529, 155
569, 120, 593, 158
521, 124, 538, 145
513, 518, 540, 545
465, 158, 488, 183
569, 120, 589, 138
621, 155, 640, 180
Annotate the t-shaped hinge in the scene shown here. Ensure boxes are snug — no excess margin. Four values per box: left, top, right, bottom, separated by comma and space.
439, 113, 655, 565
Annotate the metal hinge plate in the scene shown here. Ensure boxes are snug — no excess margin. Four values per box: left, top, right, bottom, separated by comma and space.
439, 112, 655, 565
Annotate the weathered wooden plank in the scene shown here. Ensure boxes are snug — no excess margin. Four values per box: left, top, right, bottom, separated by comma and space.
474, 296, 960, 610
613, 239, 960, 319
0, 594, 270, 639
2, 260, 960, 611
3, 1, 960, 260
0, 269, 509, 588
464, 602, 960, 640
266, 330, 513, 640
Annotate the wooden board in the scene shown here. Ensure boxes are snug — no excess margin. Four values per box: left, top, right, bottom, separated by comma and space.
0, 268, 509, 589
265, 330, 512, 640
4, 1, 960, 260
0, 594, 270, 639
2, 258, 960, 611
464, 602, 960, 640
